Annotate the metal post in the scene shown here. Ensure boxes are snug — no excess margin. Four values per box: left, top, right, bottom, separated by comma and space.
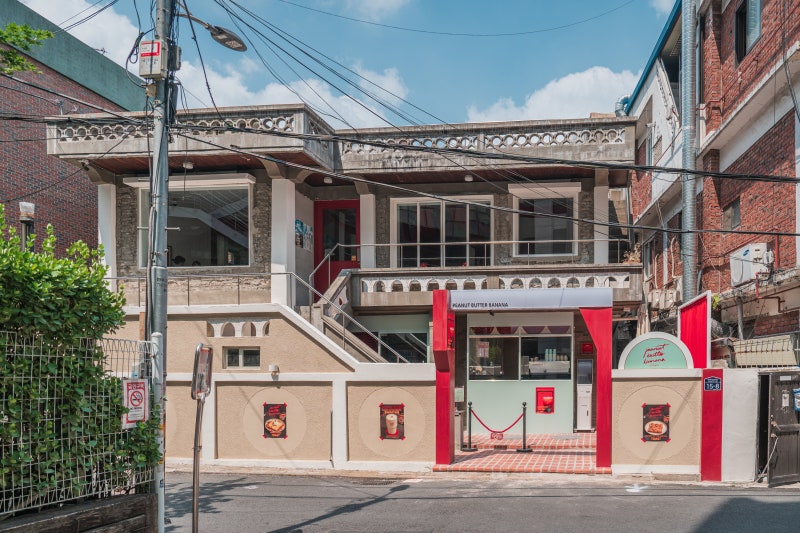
517, 402, 532, 453
148, 2, 174, 532
462, 401, 477, 452
151, 332, 166, 533
681, 0, 697, 301
192, 393, 205, 533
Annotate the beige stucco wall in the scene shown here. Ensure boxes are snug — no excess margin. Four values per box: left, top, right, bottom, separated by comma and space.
612, 378, 701, 467
215, 383, 332, 460
347, 383, 435, 462
165, 382, 196, 459
116, 313, 353, 375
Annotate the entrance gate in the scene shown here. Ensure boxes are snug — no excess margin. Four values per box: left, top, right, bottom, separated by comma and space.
759, 370, 800, 486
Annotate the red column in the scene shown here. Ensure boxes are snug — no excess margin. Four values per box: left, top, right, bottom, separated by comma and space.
580, 307, 612, 468
701, 369, 723, 481
679, 293, 710, 369
432, 290, 455, 465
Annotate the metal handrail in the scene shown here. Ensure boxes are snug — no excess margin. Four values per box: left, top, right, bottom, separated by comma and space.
104, 272, 410, 364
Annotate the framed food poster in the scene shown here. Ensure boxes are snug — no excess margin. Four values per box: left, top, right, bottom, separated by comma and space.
380, 403, 405, 440
642, 403, 670, 442
263, 403, 287, 439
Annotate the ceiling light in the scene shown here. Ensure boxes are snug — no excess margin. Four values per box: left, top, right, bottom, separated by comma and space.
464, 175, 474, 182
323, 176, 333, 184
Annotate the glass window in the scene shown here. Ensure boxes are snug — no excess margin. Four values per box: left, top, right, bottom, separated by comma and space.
735, 0, 761, 62
140, 187, 249, 267
225, 348, 260, 368
379, 332, 429, 363
395, 200, 491, 267
517, 198, 574, 255
723, 199, 741, 230
468, 325, 572, 381
322, 208, 357, 261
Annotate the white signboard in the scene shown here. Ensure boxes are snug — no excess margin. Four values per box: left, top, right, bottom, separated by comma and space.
122, 379, 149, 429
449, 287, 612, 311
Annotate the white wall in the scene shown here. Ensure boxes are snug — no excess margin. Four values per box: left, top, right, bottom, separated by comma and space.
721, 369, 759, 482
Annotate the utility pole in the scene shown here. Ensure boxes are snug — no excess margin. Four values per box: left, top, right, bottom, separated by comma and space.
146, 1, 174, 532
681, 0, 697, 302
141, 2, 245, 530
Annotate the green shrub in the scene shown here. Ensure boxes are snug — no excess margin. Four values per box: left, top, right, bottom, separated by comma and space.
0, 205, 160, 516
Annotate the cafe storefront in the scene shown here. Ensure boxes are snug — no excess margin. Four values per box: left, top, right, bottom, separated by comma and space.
450, 288, 613, 437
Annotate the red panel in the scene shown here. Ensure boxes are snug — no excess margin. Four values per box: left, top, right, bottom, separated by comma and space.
680, 295, 710, 369
580, 307, 612, 468
701, 369, 723, 481
432, 290, 454, 464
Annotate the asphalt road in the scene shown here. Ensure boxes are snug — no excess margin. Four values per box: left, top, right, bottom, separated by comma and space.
163, 471, 800, 533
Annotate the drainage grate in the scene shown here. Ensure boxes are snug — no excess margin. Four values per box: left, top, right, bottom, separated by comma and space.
553, 435, 580, 440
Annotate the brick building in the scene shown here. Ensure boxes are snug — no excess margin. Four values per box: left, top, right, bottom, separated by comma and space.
629, 0, 800, 347
0, 1, 143, 254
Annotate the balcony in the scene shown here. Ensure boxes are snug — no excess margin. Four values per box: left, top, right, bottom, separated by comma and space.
46, 104, 337, 176
338, 117, 635, 184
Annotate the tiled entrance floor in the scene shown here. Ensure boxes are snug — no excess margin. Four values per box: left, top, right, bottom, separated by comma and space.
433, 433, 611, 475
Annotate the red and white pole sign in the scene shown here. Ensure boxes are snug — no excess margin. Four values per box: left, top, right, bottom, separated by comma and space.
123, 379, 149, 429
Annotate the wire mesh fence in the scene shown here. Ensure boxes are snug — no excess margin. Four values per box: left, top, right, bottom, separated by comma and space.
0, 332, 158, 518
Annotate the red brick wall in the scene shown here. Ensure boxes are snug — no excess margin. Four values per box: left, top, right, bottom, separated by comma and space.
700, 0, 724, 131
699, 112, 795, 296
0, 50, 128, 255
754, 310, 799, 336
711, 0, 800, 124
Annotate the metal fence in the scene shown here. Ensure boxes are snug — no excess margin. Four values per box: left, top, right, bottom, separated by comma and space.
0, 332, 156, 518
732, 333, 800, 368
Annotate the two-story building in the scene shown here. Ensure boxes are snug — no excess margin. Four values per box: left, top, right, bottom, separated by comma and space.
46, 105, 640, 462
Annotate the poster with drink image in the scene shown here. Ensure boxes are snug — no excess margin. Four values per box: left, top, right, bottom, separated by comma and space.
380, 403, 405, 440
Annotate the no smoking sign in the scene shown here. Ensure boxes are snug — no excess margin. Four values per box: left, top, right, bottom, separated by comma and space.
123, 379, 149, 429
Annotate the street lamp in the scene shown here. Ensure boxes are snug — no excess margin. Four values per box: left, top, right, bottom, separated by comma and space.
142, 2, 245, 532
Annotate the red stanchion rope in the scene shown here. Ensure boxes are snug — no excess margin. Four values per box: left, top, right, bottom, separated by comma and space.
471, 409, 524, 434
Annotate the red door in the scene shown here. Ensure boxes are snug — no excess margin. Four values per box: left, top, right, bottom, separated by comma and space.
314, 200, 360, 295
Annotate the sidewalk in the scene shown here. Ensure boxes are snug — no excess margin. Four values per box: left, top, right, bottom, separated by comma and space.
433, 432, 610, 475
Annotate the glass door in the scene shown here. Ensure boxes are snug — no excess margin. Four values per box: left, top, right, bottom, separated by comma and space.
314, 200, 359, 295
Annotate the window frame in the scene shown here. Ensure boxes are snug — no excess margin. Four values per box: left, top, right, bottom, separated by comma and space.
134, 178, 254, 269
735, 0, 762, 63
510, 183, 580, 258
389, 195, 494, 268
224, 347, 261, 369
723, 198, 741, 231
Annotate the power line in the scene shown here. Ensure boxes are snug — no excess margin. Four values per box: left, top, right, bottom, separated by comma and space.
169, 129, 800, 239
273, 0, 637, 38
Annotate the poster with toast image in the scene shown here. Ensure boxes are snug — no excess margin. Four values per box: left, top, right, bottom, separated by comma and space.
264, 403, 287, 439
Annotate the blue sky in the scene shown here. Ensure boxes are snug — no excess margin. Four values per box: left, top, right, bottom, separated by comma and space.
21, 0, 676, 128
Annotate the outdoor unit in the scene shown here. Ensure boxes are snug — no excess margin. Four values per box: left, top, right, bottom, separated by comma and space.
730, 243, 769, 286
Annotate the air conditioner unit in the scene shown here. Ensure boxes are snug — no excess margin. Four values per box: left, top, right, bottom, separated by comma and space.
730, 243, 769, 286
649, 289, 663, 309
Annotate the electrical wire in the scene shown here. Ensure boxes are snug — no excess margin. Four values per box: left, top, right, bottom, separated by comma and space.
273, 0, 637, 38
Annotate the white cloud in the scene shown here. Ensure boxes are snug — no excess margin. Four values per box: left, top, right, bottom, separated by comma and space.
176, 60, 394, 129
466, 66, 639, 122
354, 64, 408, 106
651, 0, 676, 16
345, 0, 410, 22
22, 0, 139, 66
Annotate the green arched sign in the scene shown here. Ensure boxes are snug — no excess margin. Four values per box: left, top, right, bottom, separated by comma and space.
618, 332, 694, 370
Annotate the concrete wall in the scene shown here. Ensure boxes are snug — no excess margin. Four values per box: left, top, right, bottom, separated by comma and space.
721, 369, 759, 482
612, 372, 702, 476
112, 304, 436, 469
347, 383, 435, 463
216, 383, 332, 460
